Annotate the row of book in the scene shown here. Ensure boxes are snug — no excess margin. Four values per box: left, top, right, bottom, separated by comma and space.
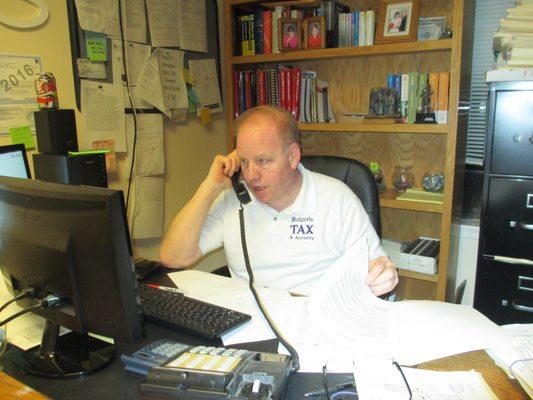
235, 1, 376, 56
237, 7, 318, 56
232, 67, 335, 123
337, 10, 376, 47
386, 71, 450, 124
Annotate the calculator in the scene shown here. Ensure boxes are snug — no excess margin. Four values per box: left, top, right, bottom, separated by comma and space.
121, 339, 190, 375
131, 340, 292, 400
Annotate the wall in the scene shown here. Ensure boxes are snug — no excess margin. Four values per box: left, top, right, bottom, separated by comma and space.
0, 0, 228, 270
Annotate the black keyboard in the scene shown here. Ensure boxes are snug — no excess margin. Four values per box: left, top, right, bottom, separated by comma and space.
138, 283, 252, 339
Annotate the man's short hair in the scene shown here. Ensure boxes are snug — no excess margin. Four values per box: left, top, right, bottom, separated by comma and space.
234, 105, 300, 147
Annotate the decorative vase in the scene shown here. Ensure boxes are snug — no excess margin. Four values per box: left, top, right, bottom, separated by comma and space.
392, 165, 414, 193
422, 172, 445, 192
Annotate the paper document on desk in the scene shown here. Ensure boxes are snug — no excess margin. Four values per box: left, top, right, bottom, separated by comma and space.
305, 240, 507, 366
354, 360, 498, 400
486, 324, 533, 397
168, 270, 291, 345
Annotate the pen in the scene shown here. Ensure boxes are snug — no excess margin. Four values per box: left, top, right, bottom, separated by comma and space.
303, 381, 355, 398
146, 283, 187, 294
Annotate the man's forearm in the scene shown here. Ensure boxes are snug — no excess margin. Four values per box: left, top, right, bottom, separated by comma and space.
159, 180, 223, 268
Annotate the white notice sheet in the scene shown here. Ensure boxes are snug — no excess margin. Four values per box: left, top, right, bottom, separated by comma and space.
80, 80, 126, 151
178, 0, 207, 53
146, 0, 181, 47
131, 176, 164, 239
189, 58, 222, 114
75, 0, 120, 37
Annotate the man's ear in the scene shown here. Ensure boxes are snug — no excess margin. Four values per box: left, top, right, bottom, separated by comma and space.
288, 142, 301, 169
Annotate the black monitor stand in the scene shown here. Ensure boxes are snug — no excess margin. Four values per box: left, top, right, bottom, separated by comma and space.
13, 320, 115, 379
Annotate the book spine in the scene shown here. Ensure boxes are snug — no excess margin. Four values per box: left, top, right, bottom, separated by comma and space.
272, 7, 283, 54
233, 70, 240, 117
407, 72, 419, 123
366, 10, 375, 46
359, 11, 366, 47
387, 74, 395, 88
299, 73, 306, 122
263, 11, 272, 54
240, 15, 248, 56
400, 73, 409, 119
417, 72, 428, 113
436, 72, 450, 124
248, 15, 255, 55
253, 9, 264, 55
292, 68, 301, 121
353, 11, 359, 46
428, 72, 439, 113
244, 70, 252, 111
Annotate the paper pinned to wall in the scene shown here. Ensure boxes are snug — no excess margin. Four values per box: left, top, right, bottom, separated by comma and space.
125, 113, 164, 176
146, 0, 181, 47
80, 80, 126, 151
111, 39, 151, 86
124, 0, 147, 44
136, 48, 188, 117
178, 0, 208, 53
189, 58, 222, 115
74, 0, 120, 37
131, 176, 164, 239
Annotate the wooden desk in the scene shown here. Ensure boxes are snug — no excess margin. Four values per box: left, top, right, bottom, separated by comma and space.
420, 350, 528, 399
1, 349, 528, 399
0, 372, 49, 400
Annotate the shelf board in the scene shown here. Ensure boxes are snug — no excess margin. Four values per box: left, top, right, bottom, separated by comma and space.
379, 189, 444, 213
231, 39, 453, 65
299, 122, 447, 134
398, 268, 438, 282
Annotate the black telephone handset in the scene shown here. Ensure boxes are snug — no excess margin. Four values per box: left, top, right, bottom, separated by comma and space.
231, 171, 251, 204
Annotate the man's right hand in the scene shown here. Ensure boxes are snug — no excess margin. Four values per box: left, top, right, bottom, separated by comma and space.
205, 150, 240, 191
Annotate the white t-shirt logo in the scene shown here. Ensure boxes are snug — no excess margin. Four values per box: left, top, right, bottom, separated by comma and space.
289, 216, 315, 240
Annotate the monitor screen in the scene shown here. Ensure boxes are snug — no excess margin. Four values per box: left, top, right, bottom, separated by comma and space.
0, 176, 143, 378
0, 143, 31, 179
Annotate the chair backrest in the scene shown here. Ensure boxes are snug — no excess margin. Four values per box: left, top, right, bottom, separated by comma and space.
300, 155, 382, 238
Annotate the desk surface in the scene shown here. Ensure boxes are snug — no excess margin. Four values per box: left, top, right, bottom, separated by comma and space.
0, 333, 528, 399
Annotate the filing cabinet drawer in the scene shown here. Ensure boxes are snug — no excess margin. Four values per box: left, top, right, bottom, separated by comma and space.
474, 257, 533, 325
491, 90, 533, 176
483, 177, 533, 259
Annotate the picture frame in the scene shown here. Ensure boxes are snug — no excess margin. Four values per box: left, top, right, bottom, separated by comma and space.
375, 0, 421, 44
303, 16, 325, 50
278, 18, 301, 52
417, 17, 446, 41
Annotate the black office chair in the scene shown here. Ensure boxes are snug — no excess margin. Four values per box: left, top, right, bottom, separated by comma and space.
212, 155, 382, 277
300, 155, 382, 238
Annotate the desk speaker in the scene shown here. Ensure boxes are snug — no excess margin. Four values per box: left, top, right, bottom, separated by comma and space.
34, 109, 78, 154
33, 153, 107, 188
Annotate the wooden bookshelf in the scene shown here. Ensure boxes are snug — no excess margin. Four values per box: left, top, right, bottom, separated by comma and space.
224, 0, 474, 301
230, 39, 453, 64
299, 122, 448, 134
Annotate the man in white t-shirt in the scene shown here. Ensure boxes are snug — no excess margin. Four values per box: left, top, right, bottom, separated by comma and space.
160, 106, 398, 296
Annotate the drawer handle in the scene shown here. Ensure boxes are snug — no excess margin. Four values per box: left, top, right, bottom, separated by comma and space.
520, 222, 533, 231
512, 301, 533, 313
493, 255, 533, 266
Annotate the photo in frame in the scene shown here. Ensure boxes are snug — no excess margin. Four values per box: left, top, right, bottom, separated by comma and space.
278, 18, 301, 51
375, 0, 421, 44
304, 17, 325, 49
417, 17, 446, 41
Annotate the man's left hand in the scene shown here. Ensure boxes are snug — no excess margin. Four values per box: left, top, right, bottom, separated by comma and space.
365, 256, 399, 296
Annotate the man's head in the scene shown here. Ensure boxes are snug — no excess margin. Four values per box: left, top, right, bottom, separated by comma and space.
234, 106, 302, 211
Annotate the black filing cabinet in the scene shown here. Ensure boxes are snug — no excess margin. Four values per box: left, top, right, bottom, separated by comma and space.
474, 81, 533, 324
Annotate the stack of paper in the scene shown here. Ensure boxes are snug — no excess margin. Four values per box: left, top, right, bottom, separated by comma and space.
493, 2, 533, 70
486, 324, 533, 398
396, 188, 444, 204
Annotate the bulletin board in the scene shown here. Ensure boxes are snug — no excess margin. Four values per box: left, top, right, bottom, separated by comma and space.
65, 0, 222, 113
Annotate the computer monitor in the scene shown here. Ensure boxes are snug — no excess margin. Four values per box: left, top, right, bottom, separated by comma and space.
0, 143, 32, 179
0, 176, 143, 379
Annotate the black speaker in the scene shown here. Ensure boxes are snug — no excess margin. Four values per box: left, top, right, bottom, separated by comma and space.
33, 153, 107, 188
34, 109, 78, 154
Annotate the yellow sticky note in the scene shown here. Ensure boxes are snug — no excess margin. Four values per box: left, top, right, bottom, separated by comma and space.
182, 68, 195, 84
9, 126, 35, 149
199, 108, 212, 125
